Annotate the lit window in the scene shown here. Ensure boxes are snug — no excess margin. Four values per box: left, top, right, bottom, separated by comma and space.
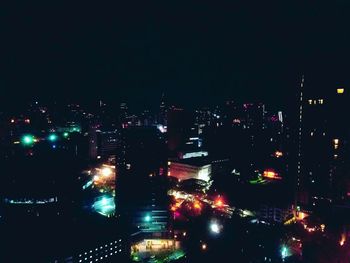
318, 99, 323, 104
337, 88, 344, 94
308, 100, 312, 105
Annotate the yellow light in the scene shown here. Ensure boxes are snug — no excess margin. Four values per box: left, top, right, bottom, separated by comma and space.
337, 88, 344, 94
339, 233, 346, 246
101, 167, 113, 177
193, 201, 201, 210
275, 151, 283, 158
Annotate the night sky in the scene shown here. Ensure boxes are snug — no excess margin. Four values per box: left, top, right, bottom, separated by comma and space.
1, 2, 350, 109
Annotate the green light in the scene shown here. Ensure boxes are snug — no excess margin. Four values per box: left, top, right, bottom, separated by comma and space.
144, 214, 151, 222
21, 135, 35, 146
63, 132, 69, 138
48, 133, 58, 142
71, 127, 81, 133
281, 246, 289, 259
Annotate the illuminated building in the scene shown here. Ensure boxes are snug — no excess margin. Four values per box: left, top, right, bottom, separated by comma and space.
177, 150, 208, 159
168, 157, 212, 182
89, 127, 118, 159
295, 77, 350, 207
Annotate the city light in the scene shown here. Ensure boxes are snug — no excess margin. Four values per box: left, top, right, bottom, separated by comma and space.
101, 197, 108, 206
337, 88, 344, 94
201, 243, 207, 250
339, 233, 346, 246
21, 134, 36, 146
63, 132, 69, 138
274, 151, 283, 158
210, 221, 221, 234
144, 214, 151, 222
281, 245, 289, 259
101, 167, 113, 177
214, 196, 224, 207
193, 201, 202, 210
263, 170, 282, 180
48, 133, 58, 142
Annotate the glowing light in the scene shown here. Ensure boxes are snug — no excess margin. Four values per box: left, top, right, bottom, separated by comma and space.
319, 224, 325, 232
297, 212, 306, 220
93, 175, 99, 181
48, 133, 58, 142
263, 170, 282, 180
281, 246, 288, 259
210, 222, 221, 234
101, 197, 108, 206
214, 197, 224, 207
340, 233, 346, 246
101, 167, 113, 177
275, 151, 283, 158
24, 118, 30, 124
21, 135, 35, 146
201, 243, 207, 250
337, 88, 345, 94
63, 132, 69, 138
193, 201, 202, 210
10, 119, 15, 123
144, 214, 151, 222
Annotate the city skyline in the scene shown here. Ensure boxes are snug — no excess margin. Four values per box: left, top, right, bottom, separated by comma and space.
1, 2, 350, 262
2, 2, 350, 109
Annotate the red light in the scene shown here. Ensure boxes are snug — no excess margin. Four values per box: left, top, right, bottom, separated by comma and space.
193, 201, 201, 210
214, 197, 224, 207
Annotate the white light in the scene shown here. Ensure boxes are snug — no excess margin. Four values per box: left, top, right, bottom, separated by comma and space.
101, 167, 113, 177
210, 222, 221, 234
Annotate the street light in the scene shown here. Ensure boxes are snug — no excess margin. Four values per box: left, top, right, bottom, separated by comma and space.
144, 214, 151, 222
21, 134, 35, 146
210, 221, 221, 234
48, 133, 58, 142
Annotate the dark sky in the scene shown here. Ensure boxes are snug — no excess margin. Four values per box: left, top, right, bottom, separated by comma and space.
1, 2, 350, 109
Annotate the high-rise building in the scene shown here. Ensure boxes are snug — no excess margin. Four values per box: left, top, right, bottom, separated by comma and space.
167, 107, 193, 153
89, 126, 118, 160
296, 78, 350, 208
115, 127, 170, 260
